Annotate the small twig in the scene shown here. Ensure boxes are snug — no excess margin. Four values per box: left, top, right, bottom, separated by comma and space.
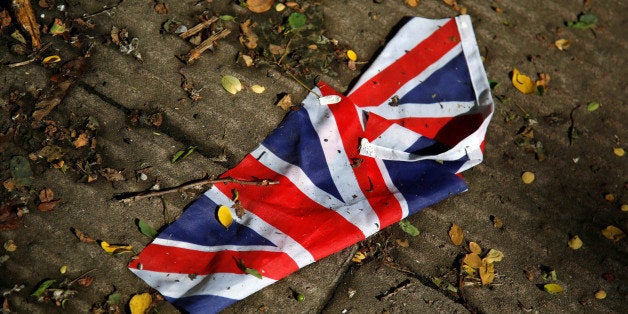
179, 29, 231, 64
179, 16, 218, 39
7, 42, 52, 68
277, 37, 293, 66
116, 176, 279, 202
283, 69, 321, 98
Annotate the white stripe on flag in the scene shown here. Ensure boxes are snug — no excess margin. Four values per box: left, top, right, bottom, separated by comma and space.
129, 269, 276, 300
151, 238, 282, 253
374, 158, 410, 219
362, 100, 478, 121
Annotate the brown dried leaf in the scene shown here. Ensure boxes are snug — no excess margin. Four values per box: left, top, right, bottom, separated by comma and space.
154, 2, 169, 14
33, 79, 74, 122
71, 227, 96, 243
0, 9, 11, 31
247, 0, 274, 13
99, 168, 125, 182
396, 239, 409, 247
269, 44, 285, 55
239, 19, 258, 49
0, 204, 22, 231
37, 199, 59, 212
405, 0, 419, 7
12, 0, 41, 48
3, 179, 16, 191
39, 188, 55, 203
448, 224, 463, 246
276, 94, 293, 111
73, 132, 89, 148
77, 276, 95, 287
469, 241, 482, 254
479, 262, 495, 285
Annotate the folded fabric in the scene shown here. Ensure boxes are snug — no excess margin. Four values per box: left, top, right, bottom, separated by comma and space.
129, 15, 493, 313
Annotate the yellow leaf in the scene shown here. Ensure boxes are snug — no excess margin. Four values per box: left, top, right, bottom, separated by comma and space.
448, 224, 463, 246
129, 293, 152, 314
42, 55, 61, 65
479, 262, 495, 285
352, 251, 366, 263
346, 50, 357, 61
100, 241, 133, 254
568, 235, 583, 250
601, 225, 625, 242
251, 85, 266, 93
511, 68, 536, 94
469, 241, 481, 254
462, 264, 477, 276
613, 147, 625, 157
221, 75, 243, 95
463, 253, 482, 268
543, 283, 564, 294
405, 0, 419, 7
482, 249, 504, 264
595, 290, 606, 299
554, 39, 571, 51
521, 171, 535, 184
217, 205, 233, 229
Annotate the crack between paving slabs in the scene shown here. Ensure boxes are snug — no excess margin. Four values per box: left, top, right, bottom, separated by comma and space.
76, 81, 228, 165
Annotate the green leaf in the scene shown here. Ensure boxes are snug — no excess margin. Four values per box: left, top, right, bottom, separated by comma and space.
488, 79, 500, 90
137, 219, 159, 238
288, 13, 307, 30
245, 266, 263, 279
172, 146, 196, 163
10, 155, 33, 187
399, 220, 420, 237
107, 292, 122, 305
586, 102, 600, 112
32, 279, 55, 297
543, 283, 564, 294
568, 13, 598, 29
219, 15, 235, 21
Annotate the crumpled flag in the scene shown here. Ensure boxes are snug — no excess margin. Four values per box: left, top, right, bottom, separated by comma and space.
129, 15, 493, 313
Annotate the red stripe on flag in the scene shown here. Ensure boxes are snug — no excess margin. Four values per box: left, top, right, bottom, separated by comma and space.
129, 244, 299, 280
318, 83, 403, 228
215, 155, 366, 261
348, 18, 460, 107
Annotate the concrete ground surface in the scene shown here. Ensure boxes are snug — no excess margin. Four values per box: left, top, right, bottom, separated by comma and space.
0, 0, 626, 313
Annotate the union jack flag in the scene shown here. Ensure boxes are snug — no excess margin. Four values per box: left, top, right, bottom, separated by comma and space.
129, 15, 493, 313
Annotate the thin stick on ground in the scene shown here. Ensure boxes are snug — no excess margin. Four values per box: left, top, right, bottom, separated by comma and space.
116, 176, 279, 202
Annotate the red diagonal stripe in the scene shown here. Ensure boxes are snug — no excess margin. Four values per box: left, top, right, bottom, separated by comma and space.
215, 155, 365, 261
129, 244, 298, 280
348, 18, 460, 107
318, 83, 403, 228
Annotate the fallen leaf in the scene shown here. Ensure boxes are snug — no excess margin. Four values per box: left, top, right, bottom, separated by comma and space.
346, 50, 358, 61
469, 241, 482, 254
554, 39, 571, 50
604, 193, 615, 202
463, 253, 482, 268
247, 0, 274, 13
3, 240, 17, 252
99, 168, 125, 181
0, 9, 11, 31
251, 85, 266, 93
100, 241, 133, 254
12, 0, 41, 48
543, 283, 564, 294
396, 239, 409, 247
37, 199, 60, 212
241, 54, 254, 67
1, 204, 23, 230
482, 249, 504, 263
601, 225, 625, 242
491, 215, 503, 228
75, 276, 94, 287
479, 262, 495, 285
10, 156, 33, 187
237, 259, 263, 279
521, 171, 535, 184
137, 219, 158, 238
39, 188, 55, 203
172, 146, 196, 163
217, 205, 233, 229
276, 94, 293, 111
129, 293, 152, 314
219, 15, 235, 21
405, 0, 419, 7
352, 250, 366, 263
594, 290, 606, 299
399, 220, 420, 236
287, 12, 306, 30
59, 265, 67, 274
536, 73, 550, 95
613, 147, 624, 157
511, 68, 536, 94
431, 277, 458, 293
32, 279, 55, 297
568, 235, 583, 249
462, 264, 477, 276
153, 2, 169, 14
221, 75, 243, 95
239, 19, 258, 49
42, 55, 61, 65
269, 44, 285, 55
568, 13, 597, 29
73, 132, 89, 148
49, 18, 67, 35
586, 102, 600, 112
448, 224, 463, 246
